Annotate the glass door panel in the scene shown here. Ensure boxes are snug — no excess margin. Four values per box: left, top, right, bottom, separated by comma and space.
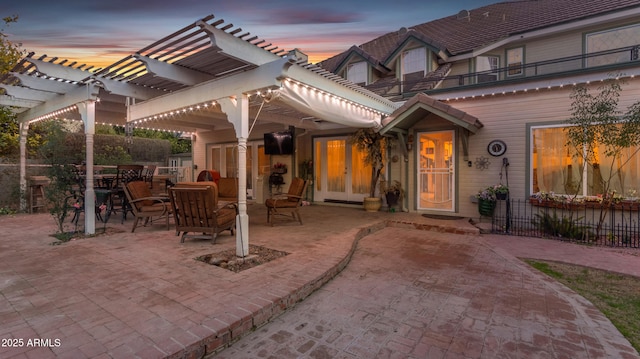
314, 137, 369, 202
225, 146, 238, 178
418, 130, 455, 211
209, 142, 265, 198
327, 140, 346, 193
210, 147, 221, 172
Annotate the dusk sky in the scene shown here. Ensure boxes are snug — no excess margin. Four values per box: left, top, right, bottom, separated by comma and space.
3, 0, 498, 67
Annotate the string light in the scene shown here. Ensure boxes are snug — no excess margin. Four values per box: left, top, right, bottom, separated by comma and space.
283, 78, 390, 116
29, 105, 79, 123
132, 100, 219, 125
442, 74, 637, 102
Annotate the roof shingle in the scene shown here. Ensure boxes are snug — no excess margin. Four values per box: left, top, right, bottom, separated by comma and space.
320, 0, 640, 71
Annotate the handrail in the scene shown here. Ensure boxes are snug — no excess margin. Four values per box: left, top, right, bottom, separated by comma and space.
374, 45, 640, 97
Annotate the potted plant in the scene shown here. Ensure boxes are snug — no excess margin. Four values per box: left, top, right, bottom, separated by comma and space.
476, 186, 497, 216
350, 128, 386, 212
381, 180, 404, 210
493, 184, 509, 200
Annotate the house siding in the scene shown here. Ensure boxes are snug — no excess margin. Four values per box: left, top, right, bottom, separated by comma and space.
183, 1, 640, 218
439, 78, 640, 217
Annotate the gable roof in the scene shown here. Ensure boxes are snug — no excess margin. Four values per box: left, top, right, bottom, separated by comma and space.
380, 93, 483, 134
320, 0, 640, 72
332, 45, 391, 75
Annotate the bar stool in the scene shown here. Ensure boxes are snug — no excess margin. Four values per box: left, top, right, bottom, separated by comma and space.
29, 176, 48, 213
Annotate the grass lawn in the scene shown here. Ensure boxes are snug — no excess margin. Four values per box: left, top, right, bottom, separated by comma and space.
525, 260, 640, 353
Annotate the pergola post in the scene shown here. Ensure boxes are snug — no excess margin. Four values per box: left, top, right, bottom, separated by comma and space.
19, 121, 29, 212
78, 101, 96, 235
219, 95, 250, 257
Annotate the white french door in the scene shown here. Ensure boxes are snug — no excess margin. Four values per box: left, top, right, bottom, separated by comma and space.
208, 141, 268, 198
313, 136, 371, 203
417, 130, 455, 211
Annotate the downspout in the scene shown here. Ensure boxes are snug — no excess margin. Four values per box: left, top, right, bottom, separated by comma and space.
19, 121, 28, 212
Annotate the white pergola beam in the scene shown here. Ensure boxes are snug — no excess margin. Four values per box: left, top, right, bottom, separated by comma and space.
128, 58, 290, 121
134, 55, 214, 86
17, 84, 100, 123
12, 72, 77, 94
92, 75, 165, 100
197, 20, 281, 66
0, 84, 59, 102
0, 95, 41, 109
25, 58, 91, 82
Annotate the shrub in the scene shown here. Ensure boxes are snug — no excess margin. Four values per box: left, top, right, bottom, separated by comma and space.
532, 211, 594, 241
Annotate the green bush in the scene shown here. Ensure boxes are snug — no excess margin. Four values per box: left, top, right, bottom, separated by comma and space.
93, 144, 132, 166
64, 133, 170, 164
532, 211, 594, 241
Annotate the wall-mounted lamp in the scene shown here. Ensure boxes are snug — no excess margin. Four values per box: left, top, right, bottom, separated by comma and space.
406, 134, 414, 151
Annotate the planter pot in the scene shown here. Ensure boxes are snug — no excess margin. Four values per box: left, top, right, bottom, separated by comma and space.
478, 199, 496, 216
496, 192, 508, 200
363, 197, 382, 212
385, 192, 400, 207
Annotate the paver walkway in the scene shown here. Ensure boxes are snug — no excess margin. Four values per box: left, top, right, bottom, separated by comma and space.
215, 226, 640, 358
0, 204, 638, 358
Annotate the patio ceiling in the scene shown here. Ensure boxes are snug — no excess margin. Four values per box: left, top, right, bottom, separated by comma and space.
0, 15, 398, 132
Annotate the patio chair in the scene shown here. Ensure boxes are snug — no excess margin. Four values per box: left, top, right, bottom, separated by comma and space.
124, 181, 171, 232
169, 185, 238, 243
265, 177, 308, 226
143, 164, 157, 188
110, 164, 144, 222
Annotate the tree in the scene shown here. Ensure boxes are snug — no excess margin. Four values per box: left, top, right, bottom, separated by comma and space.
0, 15, 23, 159
0, 106, 18, 159
132, 128, 191, 154
0, 15, 22, 74
565, 77, 640, 236
350, 128, 386, 198
38, 121, 82, 236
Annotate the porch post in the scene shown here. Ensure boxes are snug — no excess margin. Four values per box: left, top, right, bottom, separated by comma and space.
78, 101, 96, 235
19, 121, 29, 212
218, 94, 250, 257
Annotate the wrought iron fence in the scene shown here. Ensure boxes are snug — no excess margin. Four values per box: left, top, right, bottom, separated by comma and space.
491, 198, 640, 248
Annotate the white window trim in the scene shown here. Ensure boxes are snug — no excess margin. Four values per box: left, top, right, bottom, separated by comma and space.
506, 47, 523, 77
476, 55, 500, 82
346, 61, 367, 85
401, 47, 427, 79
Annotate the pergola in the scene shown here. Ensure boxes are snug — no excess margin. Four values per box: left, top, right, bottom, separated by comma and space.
0, 15, 398, 256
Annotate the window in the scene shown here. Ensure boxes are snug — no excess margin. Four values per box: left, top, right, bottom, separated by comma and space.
586, 23, 640, 67
346, 61, 367, 85
476, 56, 499, 83
401, 47, 426, 82
506, 47, 523, 76
531, 125, 640, 196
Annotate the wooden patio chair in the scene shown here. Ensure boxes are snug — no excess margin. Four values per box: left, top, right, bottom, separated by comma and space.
124, 181, 171, 232
265, 177, 308, 226
169, 185, 238, 243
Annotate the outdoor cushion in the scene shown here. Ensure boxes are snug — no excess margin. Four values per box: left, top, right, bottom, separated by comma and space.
127, 181, 154, 207
217, 178, 238, 201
